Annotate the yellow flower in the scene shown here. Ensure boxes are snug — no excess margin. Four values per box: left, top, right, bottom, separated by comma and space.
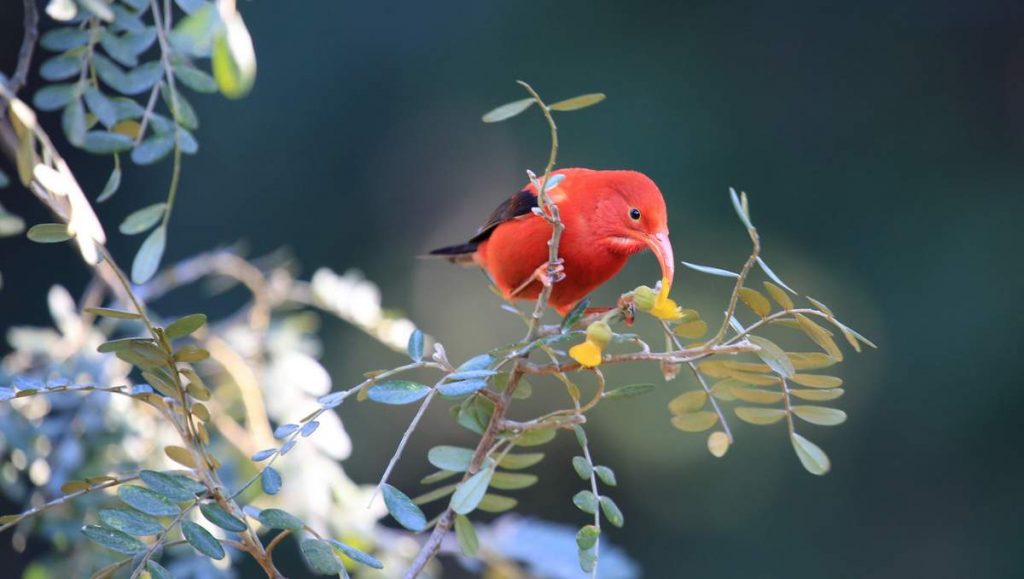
569, 321, 613, 368
569, 340, 603, 368
648, 277, 683, 321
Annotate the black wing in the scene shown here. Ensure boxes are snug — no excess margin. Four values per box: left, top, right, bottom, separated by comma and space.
469, 188, 538, 244
429, 189, 537, 261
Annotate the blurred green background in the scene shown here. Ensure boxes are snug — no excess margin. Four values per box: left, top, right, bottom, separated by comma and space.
2, 0, 1023, 577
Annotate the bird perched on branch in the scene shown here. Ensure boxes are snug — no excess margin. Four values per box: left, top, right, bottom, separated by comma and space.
430, 168, 676, 316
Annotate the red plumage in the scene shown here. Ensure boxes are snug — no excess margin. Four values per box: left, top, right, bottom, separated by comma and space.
431, 168, 675, 315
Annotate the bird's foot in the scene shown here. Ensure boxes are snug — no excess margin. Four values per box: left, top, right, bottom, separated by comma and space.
511, 259, 565, 296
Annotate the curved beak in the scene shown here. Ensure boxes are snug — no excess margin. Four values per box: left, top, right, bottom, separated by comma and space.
644, 231, 675, 293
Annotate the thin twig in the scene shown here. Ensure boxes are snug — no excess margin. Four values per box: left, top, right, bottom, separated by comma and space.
370, 386, 439, 505
9, 0, 39, 95
0, 475, 138, 533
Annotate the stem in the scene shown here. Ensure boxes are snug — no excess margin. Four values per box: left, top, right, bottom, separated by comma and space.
370, 387, 439, 505
710, 226, 761, 344
0, 476, 138, 533
129, 501, 199, 579
405, 80, 563, 578
9, 0, 39, 95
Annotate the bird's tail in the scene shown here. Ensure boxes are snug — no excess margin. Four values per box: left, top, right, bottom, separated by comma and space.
426, 242, 478, 266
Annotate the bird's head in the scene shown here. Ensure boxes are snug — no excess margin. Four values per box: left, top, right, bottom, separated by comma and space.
589, 170, 676, 294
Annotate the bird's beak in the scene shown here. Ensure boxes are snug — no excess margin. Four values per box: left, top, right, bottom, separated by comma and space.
644, 231, 675, 294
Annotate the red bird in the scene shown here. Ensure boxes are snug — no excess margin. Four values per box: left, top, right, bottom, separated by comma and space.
430, 168, 675, 316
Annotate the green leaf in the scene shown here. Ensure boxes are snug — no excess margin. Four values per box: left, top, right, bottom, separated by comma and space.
97, 508, 163, 536
748, 335, 795, 378
118, 485, 180, 516
488, 472, 538, 490
668, 390, 707, 415
174, 344, 210, 362
576, 525, 600, 550
97, 166, 122, 202
498, 452, 544, 470
327, 539, 383, 569
62, 99, 86, 146
367, 381, 430, 405
83, 87, 118, 128
162, 85, 199, 130
757, 257, 797, 294
729, 187, 753, 229
571, 456, 591, 480
548, 93, 606, 112
734, 407, 788, 426
671, 411, 719, 432
257, 508, 304, 531
381, 484, 427, 532
476, 493, 517, 513
438, 379, 487, 397
79, 0, 115, 21
301, 538, 343, 574
603, 383, 655, 400
574, 425, 588, 448
791, 388, 844, 401
170, 4, 219, 57
165, 313, 208, 339
599, 496, 624, 528
200, 502, 247, 532
795, 314, 844, 362
481, 97, 534, 123
212, 13, 257, 99
594, 466, 617, 486
27, 223, 71, 243
412, 484, 457, 506
455, 354, 493, 373
300, 420, 320, 438
85, 307, 140, 319
146, 561, 173, 579
40, 28, 90, 51
82, 525, 145, 554
427, 446, 475, 472
454, 515, 479, 557
407, 329, 423, 361
450, 467, 494, 515
119, 203, 167, 235
131, 226, 166, 284
680, 261, 739, 278
791, 432, 831, 475
33, 83, 77, 112
579, 547, 597, 573
515, 427, 557, 448
131, 133, 175, 165
173, 61, 218, 93
182, 521, 225, 559
40, 54, 83, 81
456, 396, 494, 435
139, 470, 204, 501
792, 405, 847, 426
420, 469, 457, 485
82, 131, 134, 154
573, 490, 598, 514
560, 297, 591, 331
261, 467, 282, 495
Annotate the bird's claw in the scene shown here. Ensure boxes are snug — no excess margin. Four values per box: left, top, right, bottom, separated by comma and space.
537, 259, 565, 288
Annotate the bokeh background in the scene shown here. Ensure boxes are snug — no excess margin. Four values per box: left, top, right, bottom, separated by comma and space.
2, 0, 1023, 577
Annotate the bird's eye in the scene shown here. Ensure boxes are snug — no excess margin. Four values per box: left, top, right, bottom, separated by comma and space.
629, 208, 642, 221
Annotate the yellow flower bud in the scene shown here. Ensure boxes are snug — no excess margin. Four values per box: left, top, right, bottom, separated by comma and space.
585, 320, 613, 347
569, 339, 603, 368
633, 285, 657, 311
